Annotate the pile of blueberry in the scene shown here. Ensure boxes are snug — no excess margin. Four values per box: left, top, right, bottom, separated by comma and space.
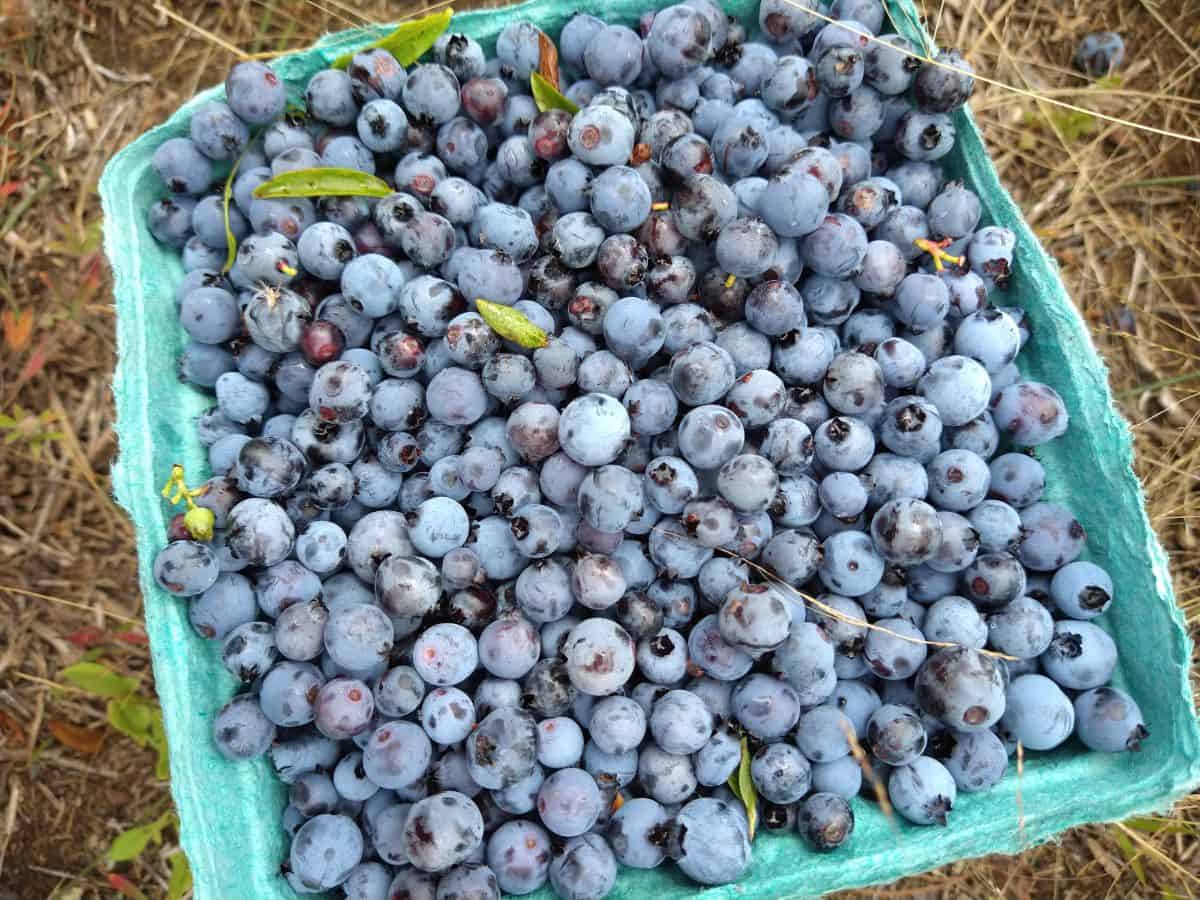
146, 0, 1148, 895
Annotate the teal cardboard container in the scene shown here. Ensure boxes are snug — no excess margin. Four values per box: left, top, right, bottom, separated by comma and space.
100, 1, 1200, 897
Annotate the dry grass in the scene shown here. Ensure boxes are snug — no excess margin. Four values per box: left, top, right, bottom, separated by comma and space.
0, 0, 1197, 897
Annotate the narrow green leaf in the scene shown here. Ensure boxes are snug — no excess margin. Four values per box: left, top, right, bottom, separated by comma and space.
737, 740, 757, 840
108, 825, 156, 864
475, 298, 549, 348
252, 167, 393, 200
1125, 816, 1197, 836
531, 72, 579, 114
108, 811, 174, 863
332, 7, 454, 69
221, 152, 245, 273
167, 850, 192, 900
726, 736, 758, 840
1112, 829, 1146, 884
152, 714, 170, 780
60, 662, 138, 698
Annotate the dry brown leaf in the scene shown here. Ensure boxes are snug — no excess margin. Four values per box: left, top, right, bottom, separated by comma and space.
49, 718, 105, 754
537, 30, 560, 91
0, 709, 26, 746
1, 307, 34, 351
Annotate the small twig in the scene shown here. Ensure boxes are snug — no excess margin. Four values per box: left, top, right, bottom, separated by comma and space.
72, 31, 151, 86
12, 671, 92, 695
839, 719, 896, 828
1115, 370, 1200, 400
0, 781, 19, 880
0, 584, 141, 626
153, 3, 250, 60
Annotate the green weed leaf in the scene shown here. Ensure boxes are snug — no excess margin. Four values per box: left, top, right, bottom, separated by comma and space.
1112, 828, 1146, 884
60, 662, 137, 698
531, 72, 579, 114
475, 299, 549, 348
726, 736, 758, 840
167, 850, 192, 900
332, 7, 454, 69
108, 810, 176, 863
221, 153, 244, 273
252, 167, 393, 200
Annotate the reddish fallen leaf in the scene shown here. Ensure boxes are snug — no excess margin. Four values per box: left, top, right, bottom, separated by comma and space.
80, 252, 103, 296
0, 180, 22, 199
1, 307, 33, 352
107, 873, 150, 900
67, 626, 109, 648
18, 341, 48, 382
48, 719, 105, 754
115, 631, 150, 646
0, 710, 26, 746
537, 30, 560, 91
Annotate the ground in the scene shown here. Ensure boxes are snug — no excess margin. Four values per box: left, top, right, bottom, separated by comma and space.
0, 0, 1197, 897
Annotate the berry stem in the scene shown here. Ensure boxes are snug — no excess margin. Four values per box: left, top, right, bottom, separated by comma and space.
913, 237, 964, 272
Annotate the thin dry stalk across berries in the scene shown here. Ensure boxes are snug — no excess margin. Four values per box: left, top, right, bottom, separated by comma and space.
839, 718, 896, 827
678, 535, 1020, 662
783, 0, 1200, 145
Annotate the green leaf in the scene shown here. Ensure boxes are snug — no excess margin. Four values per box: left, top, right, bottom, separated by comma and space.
152, 714, 170, 780
60, 662, 137, 698
332, 7, 454, 69
221, 152, 245, 273
1049, 108, 1097, 142
107, 697, 169, 777
1112, 828, 1146, 884
1125, 816, 1197, 836
252, 168, 393, 200
726, 736, 758, 840
530, 72, 579, 114
108, 810, 175, 863
167, 850, 192, 900
475, 299, 549, 348
106, 697, 160, 748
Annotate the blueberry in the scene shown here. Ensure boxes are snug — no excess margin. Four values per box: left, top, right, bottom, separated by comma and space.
916, 646, 1006, 731
373, 554, 440, 625
798, 792, 855, 850
995, 673, 1075, 751
225, 61, 287, 124
1040, 620, 1118, 692
923, 595, 987, 650
967, 500, 1022, 555
213, 695, 275, 761
914, 50, 975, 114
548, 832, 617, 900
888, 757, 956, 826
1075, 32, 1125, 77
1047, 560, 1112, 620
558, 393, 632, 467
895, 110, 956, 161
668, 796, 752, 884
417, 686, 475, 745
315, 676, 376, 740
758, 0, 822, 45
1074, 686, 1146, 752
985, 595, 1054, 659
290, 814, 363, 890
